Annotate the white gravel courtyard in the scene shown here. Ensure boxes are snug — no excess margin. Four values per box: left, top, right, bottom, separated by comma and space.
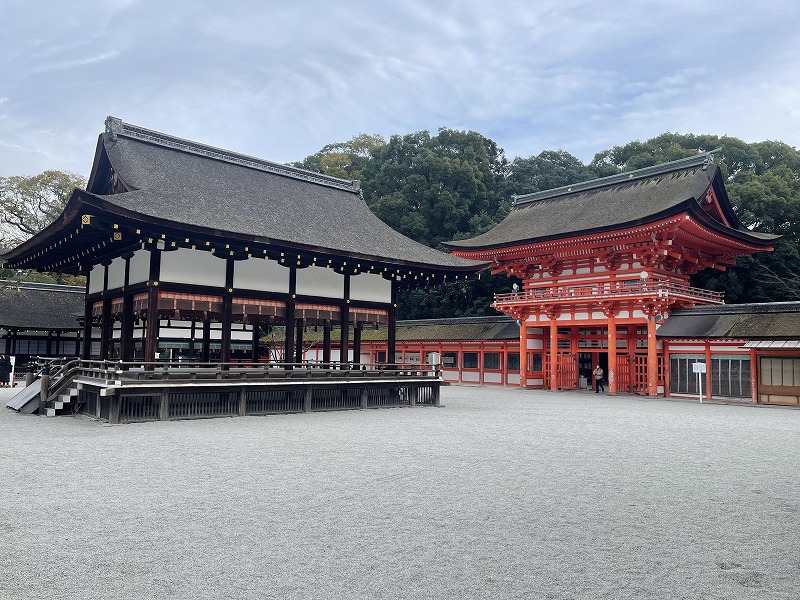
1, 384, 799, 599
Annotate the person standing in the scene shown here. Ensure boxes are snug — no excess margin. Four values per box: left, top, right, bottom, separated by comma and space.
593, 364, 604, 393
0, 355, 11, 388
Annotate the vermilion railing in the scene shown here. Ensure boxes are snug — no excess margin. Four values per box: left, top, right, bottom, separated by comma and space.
493, 281, 724, 305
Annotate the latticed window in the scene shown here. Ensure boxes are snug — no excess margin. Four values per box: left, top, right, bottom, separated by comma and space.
507, 353, 520, 371
463, 352, 479, 369
670, 354, 751, 398
484, 352, 500, 370
760, 356, 800, 387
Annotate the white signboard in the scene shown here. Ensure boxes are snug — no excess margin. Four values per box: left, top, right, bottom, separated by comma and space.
692, 362, 707, 373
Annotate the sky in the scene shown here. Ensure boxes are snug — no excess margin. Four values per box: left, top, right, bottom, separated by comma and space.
1, 0, 799, 179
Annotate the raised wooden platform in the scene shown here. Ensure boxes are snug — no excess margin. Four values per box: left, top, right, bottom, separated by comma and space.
16, 360, 443, 423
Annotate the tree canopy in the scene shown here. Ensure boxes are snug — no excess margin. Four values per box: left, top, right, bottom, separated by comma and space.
0, 170, 85, 285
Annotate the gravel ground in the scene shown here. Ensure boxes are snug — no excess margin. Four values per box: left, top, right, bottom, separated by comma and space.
1, 385, 799, 600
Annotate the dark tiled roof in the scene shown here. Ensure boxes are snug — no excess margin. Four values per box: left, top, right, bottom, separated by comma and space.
657, 302, 800, 339
0, 281, 84, 330
91, 118, 479, 270
445, 152, 778, 250
361, 316, 520, 342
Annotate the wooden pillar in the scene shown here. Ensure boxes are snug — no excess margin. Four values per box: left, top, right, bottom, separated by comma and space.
353, 322, 362, 366
81, 272, 93, 359
549, 320, 558, 390
144, 248, 161, 365
220, 259, 234, 365
295, 319, 304, 364
608, 315, 617, 395
201, 320, 211, 362
663, 340, 671, 398
4, 332, 11, 355
250, 321, 260, 363
143, 286, 159, 364
285, 268, 296, 368
339, 309, 350, 367
46, 331, 53, 357
388, 279, 397, 367
189, 321, 196, 357
100, 298, 112, 360
340, 275, 350, 368
750, 348, 759, 403
75, 329, 81, 357
120, 294, 134, 361
322, 320, 332, 366
646, 315, 658, 397
704, 341, 712, 402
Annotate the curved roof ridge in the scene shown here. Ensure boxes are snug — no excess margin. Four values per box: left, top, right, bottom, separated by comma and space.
104, 116, 360, 193
512, 148, 722, 207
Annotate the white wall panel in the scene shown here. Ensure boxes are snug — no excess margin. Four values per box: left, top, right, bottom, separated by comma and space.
350, 273, 391, 303
296, 266, 343, 299
88, 265, 103, 294
234, 257, 290, 293
107, 257, 126, 290
160, 248, 226, 287
128, 249, 150, 285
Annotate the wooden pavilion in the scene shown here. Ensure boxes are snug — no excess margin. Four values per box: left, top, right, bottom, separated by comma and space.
1, 117, 482, 420
444, 151, 779, 396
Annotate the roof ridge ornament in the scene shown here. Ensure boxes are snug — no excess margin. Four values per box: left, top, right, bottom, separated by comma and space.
103, 116, 361, 193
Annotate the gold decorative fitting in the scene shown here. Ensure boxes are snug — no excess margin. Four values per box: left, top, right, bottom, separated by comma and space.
81, 215, 92, 225
113, 232, 122, 241
171, 242, 176, 247
113, 224, 119, 229
148, 238, 153, 243
228, 288, 233, 293
153, 281, 159, 286
135, 229, 141, 234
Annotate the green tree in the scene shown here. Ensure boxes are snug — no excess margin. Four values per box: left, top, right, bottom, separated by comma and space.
361, 128, 508, 248
1, 170, 86, 285
503, 150, 596, 199
292, 133, 386, 181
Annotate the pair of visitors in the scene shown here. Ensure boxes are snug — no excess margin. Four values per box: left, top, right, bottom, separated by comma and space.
0, 355, 11, 387
593, 365, 604, 393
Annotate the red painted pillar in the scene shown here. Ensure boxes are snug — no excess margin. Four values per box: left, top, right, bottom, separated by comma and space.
647, 316, 658, 397
519, 321, 528, 388
705, 342, 713, 402
550, 320, 558, 390
608, 315, 617, 395
750, 348, 758, 403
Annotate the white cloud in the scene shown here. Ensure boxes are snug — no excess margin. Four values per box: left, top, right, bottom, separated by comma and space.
0, 0, 798, 177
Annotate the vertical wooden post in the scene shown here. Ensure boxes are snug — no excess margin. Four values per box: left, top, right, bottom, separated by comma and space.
295, 319, 304, 364
221, 259, 234, 366
608, 315, 617, 395
100, 298, 112, 359
647, 316, 658, 397
285, 268, 296, 369
322, 320, 332, 366
352, 322, 362, 366
388, 279, 397, 367
143, 286, 159, 365
250, 321, 260, 363
704, 341, 712, 402
628, 325, 637, 393
159, 390, 169, 421
238, 388, 246, 416
750, 348, 759, 403
549, 320, 558, 390
339, 310, 350, 368
663, 340, 671, 397
38, 365, 50, 415
201, 320, 211, 362
120, 294, 134, 362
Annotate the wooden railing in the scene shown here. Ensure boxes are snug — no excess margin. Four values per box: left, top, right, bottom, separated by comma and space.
493, 281, 724, 306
